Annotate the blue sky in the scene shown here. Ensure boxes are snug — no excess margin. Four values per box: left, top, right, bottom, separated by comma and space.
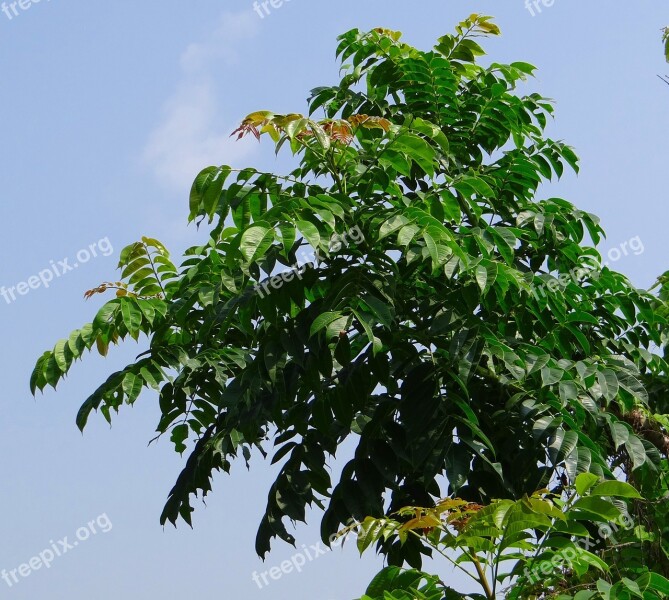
0, 1, 667, 598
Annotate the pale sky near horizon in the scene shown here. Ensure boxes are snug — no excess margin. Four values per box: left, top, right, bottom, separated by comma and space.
1, 2, 668, 598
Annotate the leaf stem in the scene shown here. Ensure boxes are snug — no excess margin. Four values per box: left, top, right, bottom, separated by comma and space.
470, 550, 495, 599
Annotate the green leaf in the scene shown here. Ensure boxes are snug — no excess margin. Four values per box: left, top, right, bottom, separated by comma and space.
547, 429, 578, 465
636, 572, 669, 594
575, 473, 600, 496
423, 231, 450, 270
394, 133, 436, 175
590, 480, 642, 499
620, 577, 643, 598
609, 421, 629, 450
379, 215, 409, 240
310, 312, 345, 338
53, 339, 72, 373
353, 309, 381, 355
624, 435, 647, 471
122, 372, 143, 403
566, 311, 600, 326
240, 224, 274, 262
475, 264, 488, 292
597, 369, 619, 402
379, 151, 412, 177
398, 224, 420, 247
202, 166, 231, 221
296, 220, 321, 250
439, 191, 462, 222
121, 301, 143, 340
570, 496, 622, 521
541, 367, 564, 386
171, 424, 189, 454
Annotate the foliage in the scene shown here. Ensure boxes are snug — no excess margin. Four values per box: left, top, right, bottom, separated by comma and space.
351, 478, 669, 598
31, 14, 669, 597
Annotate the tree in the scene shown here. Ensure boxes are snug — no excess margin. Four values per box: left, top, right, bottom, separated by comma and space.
32, 14, 669, 597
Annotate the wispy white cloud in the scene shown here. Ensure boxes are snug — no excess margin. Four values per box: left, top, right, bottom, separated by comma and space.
142, 12, 260, 193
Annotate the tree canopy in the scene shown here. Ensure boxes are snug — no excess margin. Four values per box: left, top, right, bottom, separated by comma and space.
32, 14, 669, 598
